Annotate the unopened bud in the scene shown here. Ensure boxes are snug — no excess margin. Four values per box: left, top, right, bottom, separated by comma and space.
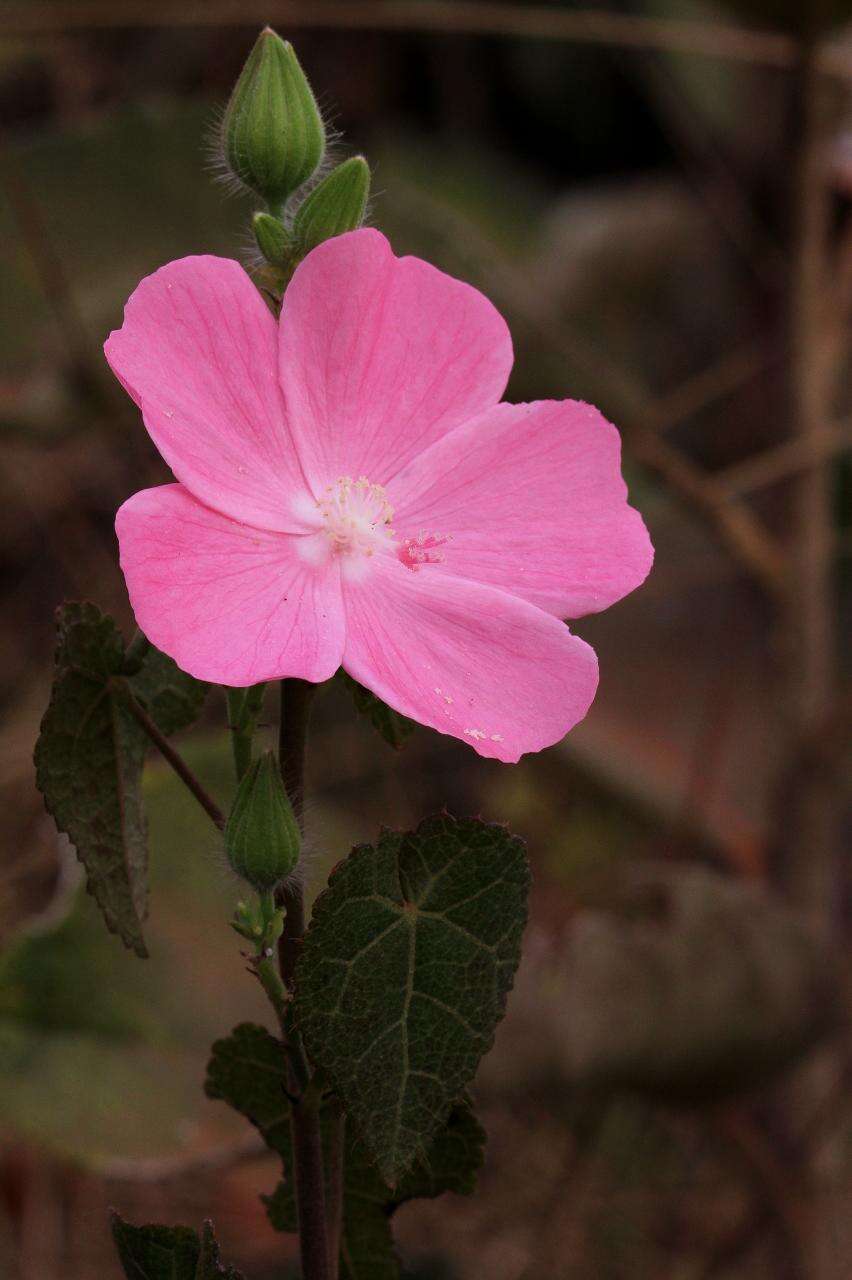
293, 156, 371, 254
223, 28, 325, 208
225, 751, 301, 890
253, 211, 291, 267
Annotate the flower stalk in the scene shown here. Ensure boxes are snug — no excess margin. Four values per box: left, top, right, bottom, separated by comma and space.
275, 677, 332, 1280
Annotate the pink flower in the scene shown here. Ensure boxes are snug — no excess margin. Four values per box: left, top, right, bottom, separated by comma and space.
106, 229, 652, 762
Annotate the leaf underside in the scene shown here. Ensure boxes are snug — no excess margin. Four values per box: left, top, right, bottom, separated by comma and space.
205, 1021, 484, 1280
294, 813, 529, 1183
34, 603, 207, 957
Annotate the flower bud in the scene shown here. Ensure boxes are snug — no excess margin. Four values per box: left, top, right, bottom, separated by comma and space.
223, 28, 325, 208
252, 211, 291, 267
225, 750, 301, 890
293, 156, 371, 254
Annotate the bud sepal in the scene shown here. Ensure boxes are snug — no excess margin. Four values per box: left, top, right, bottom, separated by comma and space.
293, 155, 371, 254
252, 211, 292, 268
225, 749, 301, 891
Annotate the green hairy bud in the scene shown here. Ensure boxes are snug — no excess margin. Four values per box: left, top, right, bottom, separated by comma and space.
252, 210, 291, 267
293, 155, 371, 253
222, 27, 325, 207
225, 750, 301, 890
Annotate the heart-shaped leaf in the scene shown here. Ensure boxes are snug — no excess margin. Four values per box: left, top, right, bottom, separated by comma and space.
294, 813, 528, 1182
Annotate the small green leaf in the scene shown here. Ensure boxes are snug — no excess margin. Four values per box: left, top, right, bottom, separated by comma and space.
252, 210, 291, 267
205, 1023, 484, 1280
339, 671, 414, 750
34, 605, 207, 957
293, 155, 371, 253
131, 643, 208, 737
205, 1022, 291, 1156
294, 814, 528, 1183
110, 1213, 243, 1280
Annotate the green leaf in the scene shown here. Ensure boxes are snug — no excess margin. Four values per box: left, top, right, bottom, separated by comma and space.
132, 643, 208, 737
110, 1213, 243, 1280
294, 813, 528, 1183
205, 1022, 291, 1156
339, 672, 414, 750
111, 1214, 198, 1280
34, 604, 207, 957
205, 1022, 484, 1280
196, 1220, 245, 1280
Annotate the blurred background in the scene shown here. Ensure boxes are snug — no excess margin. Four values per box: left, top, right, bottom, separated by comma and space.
1, 1, 851, 1277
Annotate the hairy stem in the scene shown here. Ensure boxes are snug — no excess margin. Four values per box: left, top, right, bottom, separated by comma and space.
119, 682, 226, 830
276, 678, 330, 1280
255, 953, 288, 1029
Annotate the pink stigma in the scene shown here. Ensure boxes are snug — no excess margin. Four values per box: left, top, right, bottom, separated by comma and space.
398, 532, 450, 572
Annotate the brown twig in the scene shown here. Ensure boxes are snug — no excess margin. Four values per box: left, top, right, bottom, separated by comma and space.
714, 1109, 809, 1279
118, 683, 226, 830
790, 24, 836, 742
3, 2, 798, 69
714, 419, 852, 500
0, 150, 105, 404
644, 339, 779, 435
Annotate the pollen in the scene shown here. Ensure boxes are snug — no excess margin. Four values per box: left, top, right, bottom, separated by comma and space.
317, 476, 395, 559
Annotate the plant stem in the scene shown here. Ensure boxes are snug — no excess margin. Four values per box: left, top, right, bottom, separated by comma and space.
277, 677, 314, 986
276, 677, 330, 1280
255, 953, 288, 1029
326, 1099, 346, 1280
226, 683, 267, 781
119, 682, 226, 830
290, 1087, 331, 1280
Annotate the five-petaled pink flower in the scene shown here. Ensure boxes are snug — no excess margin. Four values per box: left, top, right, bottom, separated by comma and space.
106, 228, 652, 762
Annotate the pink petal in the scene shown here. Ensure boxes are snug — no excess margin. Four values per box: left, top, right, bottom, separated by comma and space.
116, 484, 344, 686
105, 257, 311, 533
388, 399, 653, 618
342, 556, 598, 762
277, 228, 513, 493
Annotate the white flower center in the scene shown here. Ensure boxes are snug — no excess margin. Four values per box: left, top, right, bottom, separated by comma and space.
317, 476, 395, 559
